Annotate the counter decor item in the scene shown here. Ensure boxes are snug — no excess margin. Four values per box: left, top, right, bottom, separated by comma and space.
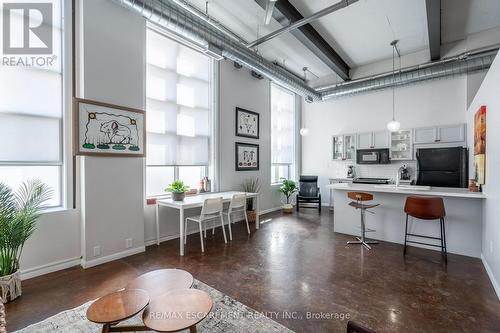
235, 107, 259, 139
242, 177, 260, 223
73, 98, 146, 157
235, 142, 259, 171
203, 177, 212, 192
165, 180, 189, 201
278, 178, 297, 214
0, 180, 52, 302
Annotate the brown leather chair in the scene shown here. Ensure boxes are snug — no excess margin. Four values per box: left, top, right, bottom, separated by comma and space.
347, 192, 379, 250
347, 321, 377, 333
403, 196, 447, 262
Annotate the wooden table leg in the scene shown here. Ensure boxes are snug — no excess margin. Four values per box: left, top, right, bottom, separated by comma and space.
189, 325, 198, 333
102, 323, 110, 333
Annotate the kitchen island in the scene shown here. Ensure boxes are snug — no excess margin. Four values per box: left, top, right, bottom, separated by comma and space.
328, 183, 486, 257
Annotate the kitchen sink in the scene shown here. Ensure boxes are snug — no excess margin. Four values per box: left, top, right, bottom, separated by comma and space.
374, 184, 431, 191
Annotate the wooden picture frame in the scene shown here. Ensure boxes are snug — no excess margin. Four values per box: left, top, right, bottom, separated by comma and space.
73, 98, 146, 157
235, 142, 259, 171
235, 107, 259, 139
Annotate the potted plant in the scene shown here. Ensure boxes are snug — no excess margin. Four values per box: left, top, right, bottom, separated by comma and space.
165, 180, 189, 201
0, 180, 52, 302
242, 177, 260, 223
278, 178, 297, 213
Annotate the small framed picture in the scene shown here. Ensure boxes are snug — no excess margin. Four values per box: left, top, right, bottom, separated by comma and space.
235, 107, 259, 139
235, 142, 259, 171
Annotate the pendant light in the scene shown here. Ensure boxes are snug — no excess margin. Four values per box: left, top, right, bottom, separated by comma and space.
387, 40, 401, 132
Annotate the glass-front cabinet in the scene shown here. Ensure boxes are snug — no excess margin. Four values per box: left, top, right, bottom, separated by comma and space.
333, 134, 356, 160
390, 129, 413, 160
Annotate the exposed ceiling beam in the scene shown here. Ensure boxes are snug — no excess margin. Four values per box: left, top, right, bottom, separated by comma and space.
254, 0, 351, 80
425, 0, 441, 61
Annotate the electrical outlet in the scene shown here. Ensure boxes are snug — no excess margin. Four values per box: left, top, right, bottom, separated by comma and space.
126, 238, 133, 249
93, 246, 101, 257
490, 240, 493, 254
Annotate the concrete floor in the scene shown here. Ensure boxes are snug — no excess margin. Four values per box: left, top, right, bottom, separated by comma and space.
6, 209, 500, 332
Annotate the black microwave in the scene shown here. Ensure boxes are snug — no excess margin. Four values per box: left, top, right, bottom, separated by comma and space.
356, 149, 390, 164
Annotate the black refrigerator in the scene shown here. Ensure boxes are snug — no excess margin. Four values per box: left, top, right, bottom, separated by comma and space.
416, 147, 468, 188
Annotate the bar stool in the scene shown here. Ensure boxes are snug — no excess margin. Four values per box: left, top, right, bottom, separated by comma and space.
347, 192, 379, 250
403, 196, 447, 262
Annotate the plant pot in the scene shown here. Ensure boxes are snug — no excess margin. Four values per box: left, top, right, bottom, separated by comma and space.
282, 204, 293, 214
171, 192, 185, 201
246, 210, 257, 223
0, 270, 22, 302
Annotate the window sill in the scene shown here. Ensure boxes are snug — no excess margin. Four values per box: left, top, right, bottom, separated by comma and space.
40, 206, 73, 215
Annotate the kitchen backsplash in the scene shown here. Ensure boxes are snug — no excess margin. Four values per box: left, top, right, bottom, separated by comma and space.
330, 160, 418, 182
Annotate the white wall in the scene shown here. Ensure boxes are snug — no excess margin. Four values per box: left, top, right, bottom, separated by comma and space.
79, 0, 146, 267
466, 52, 500, 298
218, 60, 282, 212
302, 75, 470, 204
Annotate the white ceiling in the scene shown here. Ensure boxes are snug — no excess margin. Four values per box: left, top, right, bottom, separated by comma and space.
185, 0, 500, 79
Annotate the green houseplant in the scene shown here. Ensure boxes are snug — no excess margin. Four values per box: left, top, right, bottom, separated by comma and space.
242, 177, 260, 223
278, 178, 297, 213
0, 180, 52, 302
165, 180, 189, 201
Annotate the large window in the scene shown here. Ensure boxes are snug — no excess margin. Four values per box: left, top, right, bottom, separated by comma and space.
0, 0, 64, 207
146, 29, 211, 196
271, 84, 296, 184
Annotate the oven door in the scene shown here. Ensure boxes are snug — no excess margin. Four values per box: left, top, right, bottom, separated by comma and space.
356, 150, 380, 164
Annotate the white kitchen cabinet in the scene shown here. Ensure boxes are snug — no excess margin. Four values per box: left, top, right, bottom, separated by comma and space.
373, 131, 390, 148
333, 134, 356, 160
390, 129, 413, 160
414, 127, 436, 144
357, 132, 374, 149
414, 124, 466, 144
438, 124, 465, 143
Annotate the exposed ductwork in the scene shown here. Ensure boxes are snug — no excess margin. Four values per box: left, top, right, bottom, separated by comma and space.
113, 0, 497, 103
113, 0, 322, 101
318, 47, 498, 101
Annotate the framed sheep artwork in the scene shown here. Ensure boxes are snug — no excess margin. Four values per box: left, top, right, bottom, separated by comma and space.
73, 98, 146, 157
235, 142, 259, 171
235, 107, 259, 139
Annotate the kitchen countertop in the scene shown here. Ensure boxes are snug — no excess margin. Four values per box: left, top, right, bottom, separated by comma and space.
327, 183, 486, 199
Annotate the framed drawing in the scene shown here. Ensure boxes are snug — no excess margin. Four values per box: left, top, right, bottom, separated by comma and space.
474, 105, 486, 185
235, 142, 259, 171
235, 107, 259, 139
73, 98, 146, 157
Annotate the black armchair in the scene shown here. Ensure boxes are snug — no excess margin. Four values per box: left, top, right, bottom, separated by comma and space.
296, 176, 321, 212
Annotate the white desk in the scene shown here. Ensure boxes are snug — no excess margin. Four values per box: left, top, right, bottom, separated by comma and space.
156, 191, 259, 256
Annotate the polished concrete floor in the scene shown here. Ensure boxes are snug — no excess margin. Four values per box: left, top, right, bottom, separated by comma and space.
6, 210, 500, 332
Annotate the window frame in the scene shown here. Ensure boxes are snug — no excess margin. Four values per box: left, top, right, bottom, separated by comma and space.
270, 83, 298, 186
144, 25, 214, 198
0, 0, 72, 210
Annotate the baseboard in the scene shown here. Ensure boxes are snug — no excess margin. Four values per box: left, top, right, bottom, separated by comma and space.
259, 206, 282, 215
20, 257, 81, 281
481, 254, 500, 300
81, 246, 145, 269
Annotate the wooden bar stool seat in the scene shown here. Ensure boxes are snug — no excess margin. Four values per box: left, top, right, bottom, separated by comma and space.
403, 196, 447, 262
347, 192, 379, 250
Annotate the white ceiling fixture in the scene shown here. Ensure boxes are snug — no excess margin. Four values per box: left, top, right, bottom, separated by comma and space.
387, 39, 401, 132
264, 0, 278, 25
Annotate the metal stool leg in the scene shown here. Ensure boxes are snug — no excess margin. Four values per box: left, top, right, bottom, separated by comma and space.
441, 217, 448, 263
403, 214, 409, 255
347, 208, 378, 250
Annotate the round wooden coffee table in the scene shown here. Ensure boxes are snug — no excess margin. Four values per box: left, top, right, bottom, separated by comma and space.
143, 289, 213, 333
86, 289, 149, 333
126, 269, 194, 297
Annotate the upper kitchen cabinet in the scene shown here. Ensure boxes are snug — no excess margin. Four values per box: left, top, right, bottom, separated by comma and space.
414, 124, 466, 144
357, 131, 390, 149
357, 132, 373, 149
333, 134, 356, 160
390, 129, 413, 160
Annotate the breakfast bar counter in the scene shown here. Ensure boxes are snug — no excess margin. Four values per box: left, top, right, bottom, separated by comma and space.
328, 183, 485, 257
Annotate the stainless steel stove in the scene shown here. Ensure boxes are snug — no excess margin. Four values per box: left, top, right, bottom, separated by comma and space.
352, 177, 390, 184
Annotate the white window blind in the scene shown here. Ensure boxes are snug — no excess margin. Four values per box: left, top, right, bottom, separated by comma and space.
271, 84, 296, 184
0, 0, 64, 207
146, 29, 211, 196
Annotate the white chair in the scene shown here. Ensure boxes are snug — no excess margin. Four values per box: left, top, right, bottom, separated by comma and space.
223, 193, 250, 241
184, 197, 226, 252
